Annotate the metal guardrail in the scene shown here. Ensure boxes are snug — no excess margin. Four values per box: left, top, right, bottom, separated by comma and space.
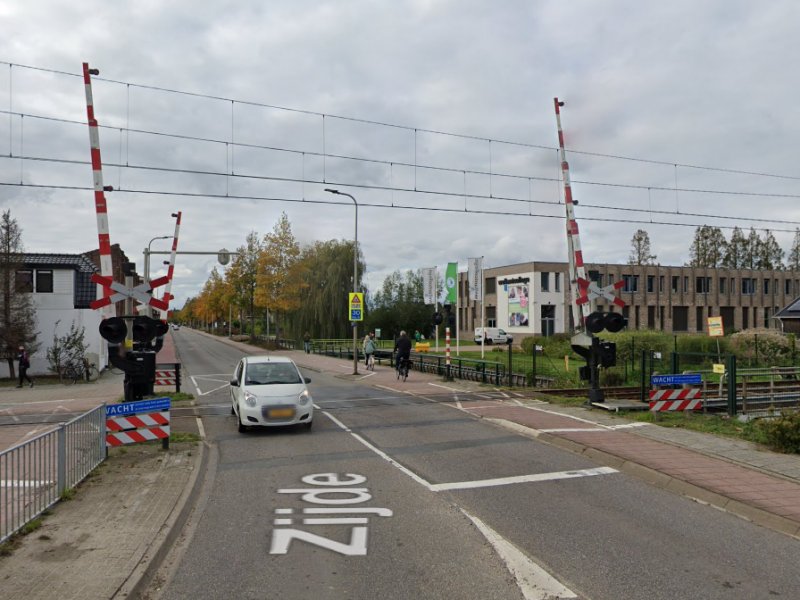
312, 341, 513, 385
0, 405, 106, 544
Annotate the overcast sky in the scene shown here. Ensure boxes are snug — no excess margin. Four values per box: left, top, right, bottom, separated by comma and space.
2, 1, 800, 310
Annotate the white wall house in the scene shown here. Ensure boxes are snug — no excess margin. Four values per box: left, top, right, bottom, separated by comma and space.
0, 254, 106, 377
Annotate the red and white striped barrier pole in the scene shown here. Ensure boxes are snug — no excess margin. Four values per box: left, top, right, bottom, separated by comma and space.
445, 327, 452, 380
83, 62, 115, 320
554, 98, 591, 330
157, 211, 181, 320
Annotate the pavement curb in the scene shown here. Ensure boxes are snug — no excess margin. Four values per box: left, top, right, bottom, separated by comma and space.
113, 438, 209, 599
487, 417, 800, 541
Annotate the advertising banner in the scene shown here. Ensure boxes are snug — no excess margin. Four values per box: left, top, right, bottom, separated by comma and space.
422, 267, 437, 305
445, 262, 457, 304
467, 257, 482, 301
507, 282, 530, 327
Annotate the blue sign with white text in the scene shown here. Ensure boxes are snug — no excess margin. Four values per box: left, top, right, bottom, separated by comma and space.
650, 374, 702, 386
106, 397, 171, 417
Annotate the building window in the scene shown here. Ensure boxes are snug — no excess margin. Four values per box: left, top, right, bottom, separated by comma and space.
36, 270, 53, 293
659, 276, 664, 293
647, 275, 655, 293
696, 277, 711, 294
786, 279, 792, 295
540, 272, 549, 292
671, 276, 679, 293
764, 279, 770, 294
720, 277, 727, 294
696, 307, 704, 331
683, 276, 689, 293
486, 278, 496, 294
764, 307, 771, 328
554, 272, 561, 292
622, 274, 638, 292
15, 270, 33, 293
588, 270, 603, 287
742, 278, 756, 295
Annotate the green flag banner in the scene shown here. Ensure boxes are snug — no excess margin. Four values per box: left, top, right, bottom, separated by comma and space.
445, 262, 457, 304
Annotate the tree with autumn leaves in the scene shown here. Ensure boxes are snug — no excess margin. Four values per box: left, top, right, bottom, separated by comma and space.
176, 212, 362, 341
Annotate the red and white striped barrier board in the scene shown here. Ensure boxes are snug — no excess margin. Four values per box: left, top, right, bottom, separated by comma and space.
649, 388, 702, 411
106, 398, 171, 447
155, 370, 176, 386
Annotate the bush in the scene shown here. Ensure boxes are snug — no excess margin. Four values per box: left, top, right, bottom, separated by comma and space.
757, 411, 800, 453
730, 328, 791, 365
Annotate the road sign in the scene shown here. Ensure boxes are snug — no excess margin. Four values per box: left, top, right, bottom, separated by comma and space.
651, 373, 702, 386
707, 316, 724, 337
106, 397, 171, 416
349, 292, 364, 322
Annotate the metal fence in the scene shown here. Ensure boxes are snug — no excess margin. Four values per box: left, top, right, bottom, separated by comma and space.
0, 405, 106, 544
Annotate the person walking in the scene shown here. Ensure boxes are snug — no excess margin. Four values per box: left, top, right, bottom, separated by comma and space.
303, 331, 312, 354
17, 345, 33, 388
364, 332, 376, 370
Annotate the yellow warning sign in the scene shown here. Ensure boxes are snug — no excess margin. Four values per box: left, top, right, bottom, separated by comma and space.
348, 293, 364, 322
707, 316, 724, 337
713, 363, 725, 374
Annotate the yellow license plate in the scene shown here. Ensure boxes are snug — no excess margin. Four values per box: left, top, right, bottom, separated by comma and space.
268, 408, 295, 418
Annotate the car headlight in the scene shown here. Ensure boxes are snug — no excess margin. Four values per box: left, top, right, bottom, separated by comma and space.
244, 391, 257, 407
298, 390, 312, 406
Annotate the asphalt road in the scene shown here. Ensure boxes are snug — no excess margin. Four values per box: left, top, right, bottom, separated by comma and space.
151, 328, 800, 600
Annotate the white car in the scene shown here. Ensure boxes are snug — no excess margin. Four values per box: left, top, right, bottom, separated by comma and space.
230, 355, 313, 432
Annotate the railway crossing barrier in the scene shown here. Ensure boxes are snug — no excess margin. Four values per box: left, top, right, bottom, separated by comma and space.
106, 398, 171, 449
649, 373, 703, 412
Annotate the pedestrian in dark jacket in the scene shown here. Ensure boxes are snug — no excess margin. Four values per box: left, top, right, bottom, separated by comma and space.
17, 345, 33, 388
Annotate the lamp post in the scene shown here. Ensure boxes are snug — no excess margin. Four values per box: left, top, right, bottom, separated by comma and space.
144, 236, 171, 318
325, 188, 359, 375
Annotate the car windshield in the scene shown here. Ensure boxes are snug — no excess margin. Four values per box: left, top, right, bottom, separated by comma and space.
245, 363, 302, 385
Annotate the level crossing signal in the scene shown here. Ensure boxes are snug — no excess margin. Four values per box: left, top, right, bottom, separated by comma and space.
585, 311, 626, 334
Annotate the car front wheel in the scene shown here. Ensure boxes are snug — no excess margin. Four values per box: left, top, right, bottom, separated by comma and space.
237, 410, 248, 433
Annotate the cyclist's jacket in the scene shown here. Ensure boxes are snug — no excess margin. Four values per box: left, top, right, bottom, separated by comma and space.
394, 336, 412, 359
365, 338, 376, 354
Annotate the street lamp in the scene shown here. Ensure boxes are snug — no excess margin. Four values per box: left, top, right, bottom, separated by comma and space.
144, 236, 171, 318
144, 235, 171, 283
324, 188, 359, 375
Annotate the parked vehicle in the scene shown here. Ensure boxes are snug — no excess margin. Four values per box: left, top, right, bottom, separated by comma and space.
474, 327, 513, 345
230, 355, 313, 432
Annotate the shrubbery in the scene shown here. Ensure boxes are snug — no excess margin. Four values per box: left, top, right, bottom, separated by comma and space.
730, 328, 792, 365
757, 411, 800, 453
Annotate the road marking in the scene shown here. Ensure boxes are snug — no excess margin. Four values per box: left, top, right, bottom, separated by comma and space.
428, 382, 462, 392
196, 417, 206, 439
430, 467, 617, 491
357, 372, 377, 381
462, 509, 578, 600
321, 410, 434, 490
196, 383, 230, 396
538, 427, 606, 433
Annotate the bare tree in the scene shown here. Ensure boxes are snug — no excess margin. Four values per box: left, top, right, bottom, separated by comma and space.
628, 229, 657, 265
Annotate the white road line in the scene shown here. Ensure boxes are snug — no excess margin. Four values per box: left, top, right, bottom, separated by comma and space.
430, 467, 617, 492
197, 383, 230, 396
196, 417, 206, 439
357, 372, 377, 381
428, 382, 461, 392
321, 410, 434, 490
461, 509, 578, 600
538, 427, 607, 433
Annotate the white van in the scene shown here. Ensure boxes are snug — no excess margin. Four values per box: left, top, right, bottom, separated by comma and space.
474, 327, 513, 345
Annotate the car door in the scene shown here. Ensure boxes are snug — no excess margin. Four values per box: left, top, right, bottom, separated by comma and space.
231, 359, 245, 409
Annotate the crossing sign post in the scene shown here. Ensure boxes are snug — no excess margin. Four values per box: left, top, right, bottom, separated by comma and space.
349, 292, 364, 322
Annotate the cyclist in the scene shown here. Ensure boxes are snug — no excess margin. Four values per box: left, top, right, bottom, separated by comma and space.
394, 330, 412, 379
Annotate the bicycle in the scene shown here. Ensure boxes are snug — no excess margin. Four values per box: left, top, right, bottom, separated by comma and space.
396, 356, 409, 382
367, 353, 375, 371
63, 358, 100, 384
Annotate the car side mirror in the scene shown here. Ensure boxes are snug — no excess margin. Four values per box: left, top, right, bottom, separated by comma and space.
230, 379, 239, 387
304, 377, 311, 384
